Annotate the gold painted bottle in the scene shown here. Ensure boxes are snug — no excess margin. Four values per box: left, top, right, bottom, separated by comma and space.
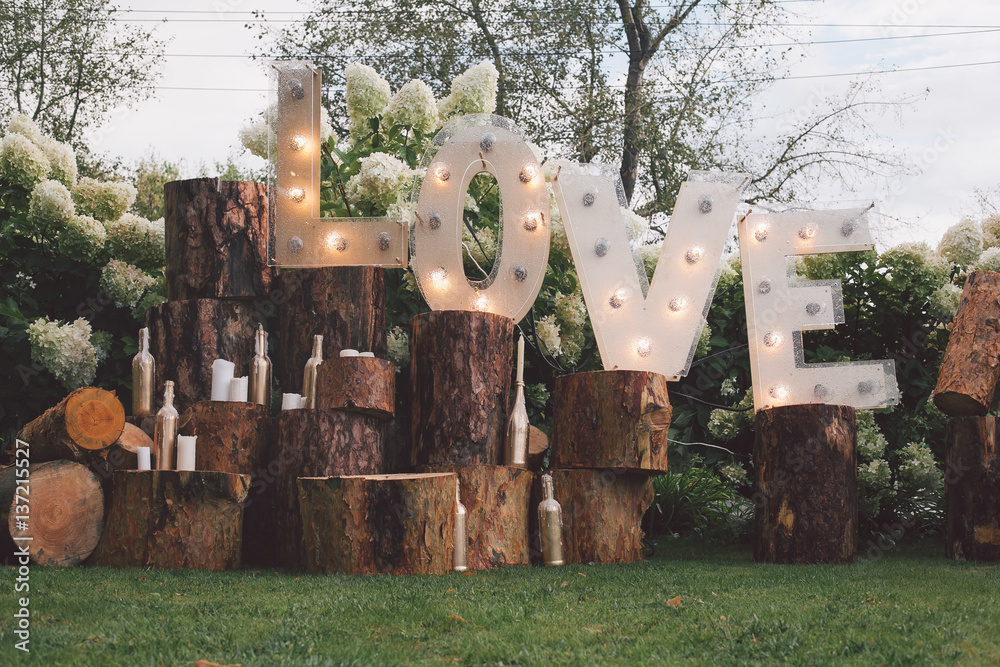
301, 334, 323, 409
153, 381, 179, 470
249, 324, 272, 407
504, 334, 529, 467
539, 473, 564, 566
132, 327, 155, 416
454, 482, 468, 572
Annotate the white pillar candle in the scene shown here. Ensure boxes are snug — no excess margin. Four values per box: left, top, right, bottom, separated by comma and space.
137, 446, 151, 471
176, 435, 197, 471
228, 376, 249, 402
282, 393, 302, 410
359, 352, 375, 358
211, 359, 236, 401
339, 349, 359, 357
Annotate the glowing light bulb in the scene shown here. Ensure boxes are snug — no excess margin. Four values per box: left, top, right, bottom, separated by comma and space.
768, 384, 789, 401
669, 296, 688, 312
523, 211, 543, 232
325, 231, 348, 252
636, 337, 652, 358
754, 223, 769, 242
429, 267, 448, 288
799, 225, 817, 240
685, 246, 704, 264
474, 291, 489, 311
763, 332, 782, 348
288, 187, 306, 203
609, 288, 628, 309
290, 135, 308, 151
434, 164, 451, 183
519, 164, 539, 184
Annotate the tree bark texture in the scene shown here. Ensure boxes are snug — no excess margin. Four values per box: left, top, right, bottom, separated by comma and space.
125, 415, 155, 441
16, 387, 125, 462
420, 464, 533, 569
410, 310, 514, 468
89, 470, 249, 570
297, 473, 457, 575
551, 370, 671, 474
934, 271, 1000, 416
178, 401, 270, 475
753, 404, 858, 564
164, 178, 274, 301
315, 356, 396, 418
945, 416, 1000, 560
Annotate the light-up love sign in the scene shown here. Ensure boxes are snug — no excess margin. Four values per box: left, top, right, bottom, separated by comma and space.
551, 164, 747, 380
268, 61, 407, 267
738, 206, 899, 411
410, 115, 550, 321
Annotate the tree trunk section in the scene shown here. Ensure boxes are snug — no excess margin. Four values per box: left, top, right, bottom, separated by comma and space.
271, 409, 386, 567
89, 470, 249, 570
16, 387, 125, 462
526, 426, 549, 472
753, 404, 858, 564
146, 298, 263, 410
945, 416, 1000, 560
410, 310, 514, 468
178, 402, 269, 475
164, 178, 274, 301
420, 464, 533, 569
316, 357, 396, 418
125, 415, 155, 441
551, 468, 653, 565
934, 271, 1000, 416
276, 267, 386, 394
87, 422, 151, 497
5, 460, 105, 566
298, 473, 457, 575
551, 370, 670, 474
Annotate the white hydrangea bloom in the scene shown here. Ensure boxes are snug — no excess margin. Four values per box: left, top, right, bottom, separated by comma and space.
6, 113, 43, 142
621, 207, 650, 242
535, 315, 562, 356
345, 152, 412, 209
707, 389, 754, 441
559, 329, 584, 366
938, 218, 983, 268
927, 283, 963, 321
982, 214, 1000, 250
386, 326, 410, 367
27, 317, 101, 389
973, 246, 1000, 273
719, 461, 748, 486
239, 122, 271, 160
0, 132, 50, 189
345, 63, 391, 131
384, 79, 438, 133
100, 259, 156, 309
439, 61, 498, 117
547, 184, 571, 260
464, 193, 480, 214
858, 459, 892, 490
463, 224, 497, 269
403, 270, 419, 293
60, 214, 107, 260
35, 136, 77, 187
897, 441, 943, 494
106, 213, 166, 270
640, 241, 662, 278
696, 322, 712, 357
856, 410, 888, 461
554, 291, 587, 329
72, 177, 137, 223
27, 179, 75, 227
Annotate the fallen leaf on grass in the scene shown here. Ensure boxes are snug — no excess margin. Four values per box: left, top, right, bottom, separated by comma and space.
446, 588, 456, 593
560, 581, 569, 588
578, 573, 586, 577
667, 596, 682, 607
463, 572, 476, 576
720, 616, 726, 621
448, 614, 467, 623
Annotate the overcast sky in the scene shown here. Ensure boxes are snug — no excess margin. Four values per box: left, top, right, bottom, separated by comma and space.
95, 0, 1000, 248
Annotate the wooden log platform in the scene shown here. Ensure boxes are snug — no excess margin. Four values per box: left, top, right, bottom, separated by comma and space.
297, 473, 457, 575
551, 468, 654, 565
88, 423, 151, 495
934, 271, 1000, 416
420, 464, 534, 569
753, 404, 858, 564
945, 416, 1000, 560
146, 298, 262, 409
164, 178, 274, 301
315, 356, 396, 418
178, 401, 269, 475
551, 370, 671, 474
89, 470, 250, 570
410, 310, 514, 467
276, 267, 386, 394
16, 387, 125, 463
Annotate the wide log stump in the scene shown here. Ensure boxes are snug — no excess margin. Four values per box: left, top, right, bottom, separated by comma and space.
179, 401, 269, 475
2, 461, 105, 566
164, 178, 274, 301
272, 409, 386, 567
277, 267, 386, 393
753, 404, 858, 564
410, 310, 514, 467
945, 416, 1000, 560
551, 468, 654, 565
146, 299, 262, 409
420, 464, 533, 569
551, 370, 671, 474
934, 271, 1000, 416
16, 387, 125, 463
298, 473, 456, 575
316, 356, 395, 418
89, 470, 250, 570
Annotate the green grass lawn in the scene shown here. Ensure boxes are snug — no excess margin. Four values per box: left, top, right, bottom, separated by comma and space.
1, 538, 999, 665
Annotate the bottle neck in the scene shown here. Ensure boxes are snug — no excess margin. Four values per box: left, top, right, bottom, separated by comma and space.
256, 329, 266, 356
163, 382, 175, 407
542, 477, 554, 501
139, 328, 149, 353
312, 337, 323, 360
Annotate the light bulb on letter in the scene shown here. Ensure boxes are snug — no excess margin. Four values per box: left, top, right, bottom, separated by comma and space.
433, 164, 450, 183
669, 295, 688, 312
288, 187, 306, 203
429, 267, 448, 288
290, 135, 308, 151
754, 223, 769, 242
609, 288, 628, 309
519, 164, 539, 184
763, 332, 782, 348
325, 231, 348, 252
636, 337, 652, 358
685, 246, 704, 264
474, 291, 488, 311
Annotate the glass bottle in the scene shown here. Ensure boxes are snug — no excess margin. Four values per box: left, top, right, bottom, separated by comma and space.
454, 482, 468, 572
301, 334, 323, 409
504, 334, 529, 466
153, 381, 179, 470
539, 473, 565, 566
249, 324, 272, 407
132, 327, 155, 416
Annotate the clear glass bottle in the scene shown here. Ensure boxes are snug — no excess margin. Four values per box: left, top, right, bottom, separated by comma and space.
454, 482, 468, 572
132, 327, 155, 416
539, 473, 565, 566
249, 324, 272, 407
301, 334, 323, 409
153, 381, 179, 470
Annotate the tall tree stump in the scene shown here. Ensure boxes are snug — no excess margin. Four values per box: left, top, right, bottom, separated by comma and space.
178, 401, 269, 475
271, 409, 386, 567
753, 404, 858, 564
945, 416, 1000, 560
3, 461, 105, 567
410, 310, 514, 467
164, 178, 274, 301
551, 468, 654, 564
276, 267, 386, 393
551, 371, 671, 474
146, 298, 262, 409
241, 416, 281, 567
316, 356, 396, 418
16, 387, 125, 463
934, 271, 1000, 416
89, 470, 250, 570
298, 473, 457, 575
420, 464, 533, 569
